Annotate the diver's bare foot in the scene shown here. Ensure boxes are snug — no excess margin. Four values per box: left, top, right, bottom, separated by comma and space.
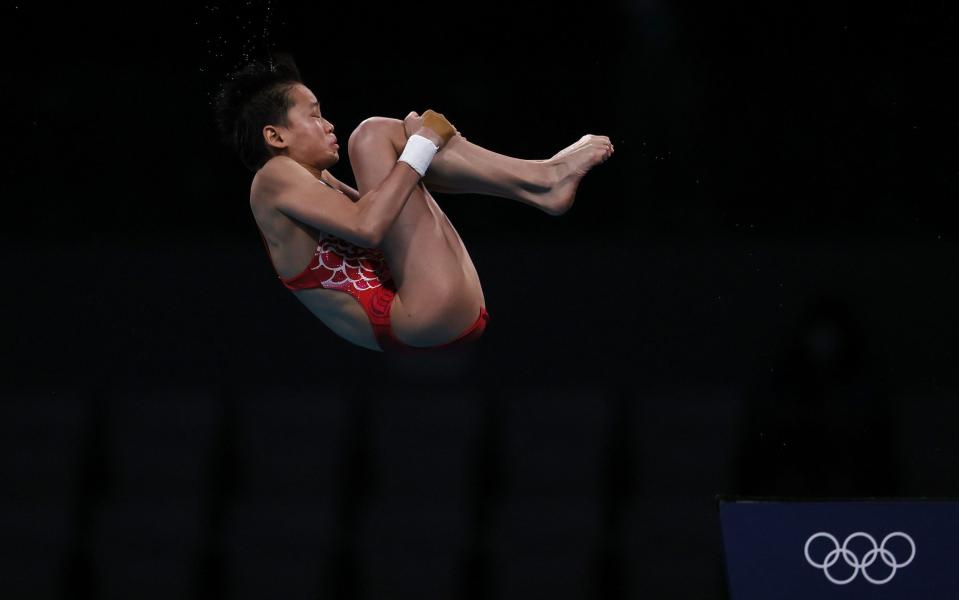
539, 135, 614, 216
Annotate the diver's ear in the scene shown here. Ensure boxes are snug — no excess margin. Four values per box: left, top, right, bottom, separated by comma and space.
263, 125, 287, 150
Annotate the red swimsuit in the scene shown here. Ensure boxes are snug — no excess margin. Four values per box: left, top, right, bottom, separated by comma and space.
255, 188, 488, 352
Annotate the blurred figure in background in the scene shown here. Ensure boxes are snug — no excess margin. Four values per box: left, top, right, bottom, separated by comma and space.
733, 295, 898, 497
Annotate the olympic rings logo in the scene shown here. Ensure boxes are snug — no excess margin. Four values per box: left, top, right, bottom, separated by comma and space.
804, 532, 916, 585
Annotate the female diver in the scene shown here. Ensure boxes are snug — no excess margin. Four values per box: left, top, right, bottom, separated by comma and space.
215, 56, 614, 352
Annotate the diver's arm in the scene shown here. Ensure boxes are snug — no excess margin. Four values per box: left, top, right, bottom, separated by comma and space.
257, 155, 422, 248
321, 170, 360, 202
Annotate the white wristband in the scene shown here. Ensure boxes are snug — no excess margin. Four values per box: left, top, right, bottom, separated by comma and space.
397, 134, 439, 177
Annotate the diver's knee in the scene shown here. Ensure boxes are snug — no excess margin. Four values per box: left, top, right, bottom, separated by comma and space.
350, 117, 402, 144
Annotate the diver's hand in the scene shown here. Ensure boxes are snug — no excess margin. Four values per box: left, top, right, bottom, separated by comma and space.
404, 110, 459, 150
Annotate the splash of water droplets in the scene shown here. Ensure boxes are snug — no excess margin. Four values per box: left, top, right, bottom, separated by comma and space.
199, 0, 281, 104
199, 1, 276, 72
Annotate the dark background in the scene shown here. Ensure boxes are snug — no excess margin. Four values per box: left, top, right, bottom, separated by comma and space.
2, 1, 958, 598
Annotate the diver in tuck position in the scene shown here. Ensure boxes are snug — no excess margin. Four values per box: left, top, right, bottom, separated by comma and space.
214, 56, 613, 352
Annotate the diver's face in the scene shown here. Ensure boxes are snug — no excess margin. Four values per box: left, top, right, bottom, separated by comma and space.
279, 83, 339, 169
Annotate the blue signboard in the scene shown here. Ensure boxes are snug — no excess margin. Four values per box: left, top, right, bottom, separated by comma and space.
719, 500, 959, 599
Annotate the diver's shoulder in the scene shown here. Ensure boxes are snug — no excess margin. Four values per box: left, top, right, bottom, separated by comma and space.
251, 157, 299, 205
255, 155, 303, 184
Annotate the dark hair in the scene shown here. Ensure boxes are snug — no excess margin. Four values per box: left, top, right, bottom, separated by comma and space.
214, 53, 303, 171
